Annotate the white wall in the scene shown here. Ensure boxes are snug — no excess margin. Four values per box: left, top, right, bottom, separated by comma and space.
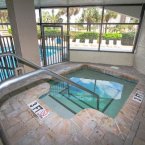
70, 51, 134, 66
134, 11, 145, 75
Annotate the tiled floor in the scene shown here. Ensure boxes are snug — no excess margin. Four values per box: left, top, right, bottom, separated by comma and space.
0, 62, 145, 145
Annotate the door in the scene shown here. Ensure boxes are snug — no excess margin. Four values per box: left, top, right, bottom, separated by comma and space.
41, 25, 68, 66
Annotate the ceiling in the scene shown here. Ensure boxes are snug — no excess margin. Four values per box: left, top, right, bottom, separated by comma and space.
34, 0, 145, 7
0, 0, 145, 8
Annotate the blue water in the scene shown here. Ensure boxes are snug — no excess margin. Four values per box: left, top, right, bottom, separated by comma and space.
39, 46, 61, 59
40, 68, 137, 118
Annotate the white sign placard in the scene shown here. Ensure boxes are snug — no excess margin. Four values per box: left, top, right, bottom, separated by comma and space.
133, 90, 144, 103
28, 101, 50, 119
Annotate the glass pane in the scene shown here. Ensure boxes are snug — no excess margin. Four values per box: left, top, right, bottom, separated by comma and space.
35, 9, 40, 23
100, 24, 138, 52
69, 7, 103, 23
0, 10, 10, 36
0, 24, 11, 36
0, 9, 9, 23
37, 24, 67, 44
69, 24, 101, 50
36, 25, 41, 39
42, 24, 67, 36
41, 8, 67, 23
103, 6, 141, 23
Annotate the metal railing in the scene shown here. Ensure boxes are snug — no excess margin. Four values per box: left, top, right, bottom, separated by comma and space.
0, 53, 100, 109
40, 35, 69, 66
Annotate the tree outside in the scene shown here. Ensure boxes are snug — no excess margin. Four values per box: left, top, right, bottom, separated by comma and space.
103, 10, 117, 33
0, 10, 9, 30
78, 8, 101, 31
42, 9, 63, 23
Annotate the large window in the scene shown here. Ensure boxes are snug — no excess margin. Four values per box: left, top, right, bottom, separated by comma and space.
68, 7, 102, 50
100, 6, 141, 52
35, 5, 142, 53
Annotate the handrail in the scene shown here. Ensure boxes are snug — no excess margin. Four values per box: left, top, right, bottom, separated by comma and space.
0, 53, 100, 109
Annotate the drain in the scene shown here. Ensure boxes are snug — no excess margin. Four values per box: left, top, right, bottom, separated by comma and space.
133, 90, 144, 103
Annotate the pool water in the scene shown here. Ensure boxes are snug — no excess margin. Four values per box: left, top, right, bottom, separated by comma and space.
39, 46, 61, 58
40, 68, 137, 118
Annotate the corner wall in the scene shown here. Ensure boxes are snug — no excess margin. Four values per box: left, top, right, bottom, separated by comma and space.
70, 51, 134, 66
6, 0, 40, 72
134, 10, 145, 75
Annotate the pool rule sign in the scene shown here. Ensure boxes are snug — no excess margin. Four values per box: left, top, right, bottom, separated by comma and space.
28, 101, 50, 119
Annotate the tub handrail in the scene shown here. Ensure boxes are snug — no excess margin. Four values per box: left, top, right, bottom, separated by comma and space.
0, 53, 100, 109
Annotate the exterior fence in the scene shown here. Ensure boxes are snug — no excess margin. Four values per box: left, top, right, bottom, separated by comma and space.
0, 36, 17, 83
40, 35, 69, 66
0, 35, 70, 83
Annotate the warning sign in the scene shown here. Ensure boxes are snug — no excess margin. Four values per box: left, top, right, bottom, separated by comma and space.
133, 90, 144, 103
28, 101, 50, 119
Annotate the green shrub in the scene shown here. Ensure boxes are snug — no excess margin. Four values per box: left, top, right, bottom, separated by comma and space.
37, 29, 67, 39
103, 33, 122, 40
8, 28, 12, 34
121, 32, 136, 46
71, 32, 99, 42
69, 32, 80, 39
122, 32, 135, 39
44, 29, 61, 36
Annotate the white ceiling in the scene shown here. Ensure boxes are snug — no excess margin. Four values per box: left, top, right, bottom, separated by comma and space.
0, 0, 145, 8
34, 0, 145, 7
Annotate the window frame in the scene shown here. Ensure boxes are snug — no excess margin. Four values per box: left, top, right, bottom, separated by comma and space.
35, 4, 143, 53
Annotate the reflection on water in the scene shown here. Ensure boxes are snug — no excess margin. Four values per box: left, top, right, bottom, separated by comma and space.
70, 77, 123, 100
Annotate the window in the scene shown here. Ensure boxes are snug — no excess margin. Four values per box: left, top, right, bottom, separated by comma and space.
100, 6, 141, 52
0, 9, 11, 35
69, 24, 101, 50
41, 8, 67, 23
35, 9, 40, 23
0, 9, 9, 23
100, 24, 138, 52
69, 7, 103, 23
36, 5, 142, 53
68, 7, 103, 50
103, 6, 140, 23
